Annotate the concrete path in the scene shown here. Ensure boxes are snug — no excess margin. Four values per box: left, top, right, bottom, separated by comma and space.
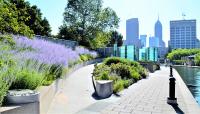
47, 64, 96, 114
101, 66, 200, 114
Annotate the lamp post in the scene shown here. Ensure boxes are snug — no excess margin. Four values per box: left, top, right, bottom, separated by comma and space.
167, 65, 177, 104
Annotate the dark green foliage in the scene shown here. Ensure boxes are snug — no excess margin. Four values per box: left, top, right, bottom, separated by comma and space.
110, 63, 132, 79
58, 0, 119, 49
103, 57, 140, 67
0, 0, 34, 37
0, 0, 51, 37
107, 31, 123, 47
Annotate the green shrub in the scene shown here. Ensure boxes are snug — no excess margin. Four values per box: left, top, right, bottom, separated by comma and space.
109, 74, 120, 82
0, 44, 16, 106
93, 57, 147, 93
10, 69, 44, 90
195, 53, 200, 65
103, 57, 139, 67
95, 71, 110, 80
172, 60, 185, 65
0, 69, 15, 106
137, 66, 148, 78
130, 68, 141, 80
0, 35, 16, 46
80, 54, 93, 62
110, 63, 132, 79
0, 80, 9, 106
113, 79, 124, 93
93, 64, 111, 77
123, 80, 132, 88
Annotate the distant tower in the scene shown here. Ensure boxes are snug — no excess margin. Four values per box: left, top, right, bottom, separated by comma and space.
154, 16, 164, 47
126, 18, 139, 47
140, 35, 147, 47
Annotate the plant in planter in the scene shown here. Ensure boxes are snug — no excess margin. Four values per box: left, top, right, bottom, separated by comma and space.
94, 71, 113, 98
93, 57, 148, 94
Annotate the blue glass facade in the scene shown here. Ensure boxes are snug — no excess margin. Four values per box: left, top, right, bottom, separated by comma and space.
118, 45, 158, 62
170, 20, 197, 49
139, 47, 158, 62
147, 47, 158, 61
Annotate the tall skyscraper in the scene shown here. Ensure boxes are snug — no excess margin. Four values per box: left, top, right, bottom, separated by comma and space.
140, 35, 147, 47
149, 36, 159, 47
170, 19, 197, 49
126, 18, 140, 46
155, 17, 165, 47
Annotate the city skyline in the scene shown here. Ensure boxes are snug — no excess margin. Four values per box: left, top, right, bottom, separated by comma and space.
27, 0, 200, 47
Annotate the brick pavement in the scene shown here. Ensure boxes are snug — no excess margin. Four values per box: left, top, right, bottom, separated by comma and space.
101, 66, 200, 114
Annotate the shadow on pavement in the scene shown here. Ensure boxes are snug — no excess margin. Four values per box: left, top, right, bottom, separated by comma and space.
91, 92, 121, 100
169, 104, 184, 114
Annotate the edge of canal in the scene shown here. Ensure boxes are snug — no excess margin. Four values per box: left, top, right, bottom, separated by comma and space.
173, 68, 200, 113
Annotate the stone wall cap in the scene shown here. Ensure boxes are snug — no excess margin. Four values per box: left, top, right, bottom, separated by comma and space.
96, 80, 113, 84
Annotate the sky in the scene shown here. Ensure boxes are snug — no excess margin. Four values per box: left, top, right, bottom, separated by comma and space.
27, 0, 200, 46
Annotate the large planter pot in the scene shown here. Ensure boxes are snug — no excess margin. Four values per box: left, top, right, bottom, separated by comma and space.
6, 89, 39, 104
96, 80, 113, 98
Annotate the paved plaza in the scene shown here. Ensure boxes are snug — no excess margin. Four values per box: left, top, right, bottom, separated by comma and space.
47, 65, 200, 114
101, 66, 200, 114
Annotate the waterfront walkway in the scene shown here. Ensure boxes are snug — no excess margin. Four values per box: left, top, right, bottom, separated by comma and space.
101, 66, 200, 114
47, 64, 200, 114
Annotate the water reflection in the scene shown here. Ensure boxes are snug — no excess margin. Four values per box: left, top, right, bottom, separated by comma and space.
174, 66, 200, 105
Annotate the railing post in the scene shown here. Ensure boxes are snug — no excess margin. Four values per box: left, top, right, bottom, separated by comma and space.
167, 65, 177, 104
125, 45, 127, 59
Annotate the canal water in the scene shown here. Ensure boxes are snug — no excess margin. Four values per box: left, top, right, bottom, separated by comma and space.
174, 66, 200, 105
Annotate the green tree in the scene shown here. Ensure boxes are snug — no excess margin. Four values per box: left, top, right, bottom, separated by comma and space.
58, 0, 119, 49
107, 31, 123, 47
0, 0, 34, 37
90, 31, 111, 49
9, 0, 52, 36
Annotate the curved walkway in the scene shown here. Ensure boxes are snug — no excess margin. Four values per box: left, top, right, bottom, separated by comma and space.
47, 64, 96, 114
47, 64, 119, 114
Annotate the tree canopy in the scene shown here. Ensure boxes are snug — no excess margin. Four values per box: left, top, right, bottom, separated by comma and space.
0, 0, 51, 37
107, 31, 123, 47
58, 0, 120, 49
167, 49, 200, 60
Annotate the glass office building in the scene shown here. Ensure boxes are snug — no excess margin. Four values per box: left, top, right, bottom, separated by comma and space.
170, 19, 197, 49
126, 18, 140, 47
119, 46, 158, 62
139, 47, 158, 62
119, 45, 139, 61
